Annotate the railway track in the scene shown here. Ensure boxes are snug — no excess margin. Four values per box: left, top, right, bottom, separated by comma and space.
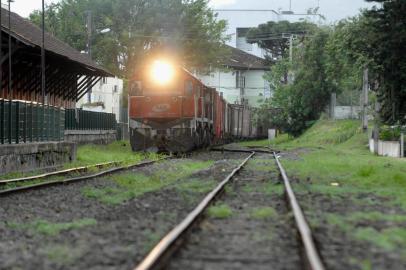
135, 149, 325, 270
0, 157, 169, 195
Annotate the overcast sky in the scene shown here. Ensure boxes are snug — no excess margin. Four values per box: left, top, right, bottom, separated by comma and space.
12, 0, 377, 22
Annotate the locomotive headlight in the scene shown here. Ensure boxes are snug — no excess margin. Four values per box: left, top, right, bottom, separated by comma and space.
151, 60, 174, 85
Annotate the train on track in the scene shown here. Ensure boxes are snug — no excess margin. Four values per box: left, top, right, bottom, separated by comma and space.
128, 59, 268, 152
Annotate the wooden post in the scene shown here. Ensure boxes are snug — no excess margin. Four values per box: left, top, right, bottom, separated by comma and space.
362, 68, 369, 132
401, 133, 404, 158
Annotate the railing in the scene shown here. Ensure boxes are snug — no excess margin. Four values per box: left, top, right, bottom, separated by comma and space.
65, 109, 116, 130
0, 99, 65, 144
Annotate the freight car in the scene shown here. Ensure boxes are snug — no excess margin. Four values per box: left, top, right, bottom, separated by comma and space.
128, 59, 266, 152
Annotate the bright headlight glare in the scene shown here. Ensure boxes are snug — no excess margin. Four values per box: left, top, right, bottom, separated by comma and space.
151, 60, 174, 85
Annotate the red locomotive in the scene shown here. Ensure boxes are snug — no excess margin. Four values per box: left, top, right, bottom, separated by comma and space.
128, 59, 267, 152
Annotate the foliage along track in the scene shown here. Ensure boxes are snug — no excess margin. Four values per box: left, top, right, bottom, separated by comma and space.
0, 151, 247, 270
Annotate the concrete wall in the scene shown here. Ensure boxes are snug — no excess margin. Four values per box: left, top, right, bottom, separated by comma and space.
369, 139, 401, 158
64, 130, 117, 145
0, 142, 76, 175
334, 106, 361, 120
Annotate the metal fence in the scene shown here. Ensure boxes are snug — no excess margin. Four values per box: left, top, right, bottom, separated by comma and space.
0, 99, 65, 144
65, 109, 116, 130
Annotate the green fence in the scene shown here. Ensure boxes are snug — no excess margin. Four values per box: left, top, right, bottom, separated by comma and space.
0, 99, 65, 144
65, 109, 116, 130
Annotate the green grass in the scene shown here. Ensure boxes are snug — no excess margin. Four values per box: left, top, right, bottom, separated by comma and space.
0, 140, 161, 181
238, 134, 292, 148
325, 211, 406, 252
70, 140, 161, 167
207, 204, 233, 219
6, 218, 97, 236
256, 119, 406, 256
242, 182, 284, 196
82, 160, 214, 205
246, 159, 277, 172
250, 207, 277, 219
39, 244, 85, 265
175, 178, 217, 194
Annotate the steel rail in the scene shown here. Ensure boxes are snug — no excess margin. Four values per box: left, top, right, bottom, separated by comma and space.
0, 161, 120, 184
274, 152, 325, 270
0, 157, 169, 196
134, 152, 255, 270
210, 147, 275, 154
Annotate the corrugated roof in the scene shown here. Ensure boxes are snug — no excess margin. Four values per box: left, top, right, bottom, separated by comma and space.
1, 8, 112, 76
222, 45, 269, 70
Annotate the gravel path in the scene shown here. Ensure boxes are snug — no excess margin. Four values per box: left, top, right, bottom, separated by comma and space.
166, 153, 302, 270
0, 151, 246, 270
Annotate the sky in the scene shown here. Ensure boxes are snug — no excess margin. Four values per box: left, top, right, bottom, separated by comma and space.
12, 0, 377, 21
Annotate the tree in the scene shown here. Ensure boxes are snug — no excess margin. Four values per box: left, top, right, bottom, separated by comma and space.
264, 30, 334, 136
30, 0, 229, 78
363, 0, 406, 124
246, 20, 318, 61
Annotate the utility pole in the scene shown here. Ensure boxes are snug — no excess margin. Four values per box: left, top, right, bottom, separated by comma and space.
86, 10, 92, 103
41, 0, 47, 141
362, 68, 369, 132
289, 35, 293, 62
7, 0, 12, 143
0, 0, 3, 144
41, 0, 46, 106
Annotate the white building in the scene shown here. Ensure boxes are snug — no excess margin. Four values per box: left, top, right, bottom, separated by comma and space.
197, 46, 271, 108
76, 77, 124, 121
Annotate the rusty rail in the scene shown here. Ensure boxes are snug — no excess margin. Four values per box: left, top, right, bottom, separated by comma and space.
0, 158, 169, 195
134, 152, 255, 270
274, 152, 325, 270
0, 161, 120, 184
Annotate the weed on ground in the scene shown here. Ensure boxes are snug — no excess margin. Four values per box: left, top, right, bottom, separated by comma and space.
82, 160, 214, 205
250, 207, 277, 219
5, 218, 97, 236
207, 204, 233, 219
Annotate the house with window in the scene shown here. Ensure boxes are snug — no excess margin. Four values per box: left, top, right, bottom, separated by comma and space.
196, 46, 271, 108
76, 76, 124, 121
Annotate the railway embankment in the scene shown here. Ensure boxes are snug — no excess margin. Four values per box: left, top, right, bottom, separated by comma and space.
244, 119, 406, 269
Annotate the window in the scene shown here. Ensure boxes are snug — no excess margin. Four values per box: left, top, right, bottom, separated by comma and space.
185, 80, 193, 96
129, 81, 142, 96
236, 71, 246, 88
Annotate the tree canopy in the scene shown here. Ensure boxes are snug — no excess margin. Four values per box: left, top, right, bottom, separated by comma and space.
30, 0, 229, 78
246, 20, 318, 61
363, 0, 406, 124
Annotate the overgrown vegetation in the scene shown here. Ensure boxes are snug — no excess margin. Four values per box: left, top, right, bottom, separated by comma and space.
207, 204, 233, 219
250, 1, 405, 136
6, 218, 97, 236
255, 119, 406, 256
82, 160, 214, 205
71, 141, 160, 167
250, 207, 277, 220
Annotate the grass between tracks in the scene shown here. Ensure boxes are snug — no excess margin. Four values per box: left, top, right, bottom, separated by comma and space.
82, 160, 214, 205
207, 204, 233, 219
5, 218, 97, 236
242, 119, 406, 264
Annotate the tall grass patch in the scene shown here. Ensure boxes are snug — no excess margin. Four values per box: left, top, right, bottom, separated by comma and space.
82, 160, 214, 205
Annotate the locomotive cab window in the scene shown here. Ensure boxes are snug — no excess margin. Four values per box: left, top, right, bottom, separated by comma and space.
185, 80, 193, 96
129, 81, 142, 96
